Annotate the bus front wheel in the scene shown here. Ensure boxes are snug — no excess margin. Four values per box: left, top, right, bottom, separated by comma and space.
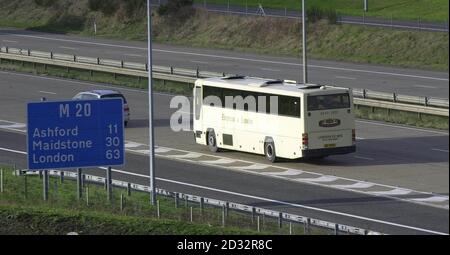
207, 130, 219, 153
264, 141, 277, 163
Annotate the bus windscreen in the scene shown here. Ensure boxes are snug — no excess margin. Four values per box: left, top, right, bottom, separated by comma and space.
307, 93, 350, 111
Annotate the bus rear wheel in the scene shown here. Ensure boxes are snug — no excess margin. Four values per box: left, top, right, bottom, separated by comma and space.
264, 141, 277, 163
207, 130, 219, 153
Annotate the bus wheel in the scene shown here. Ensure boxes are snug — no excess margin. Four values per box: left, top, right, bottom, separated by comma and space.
264, 141, 277, 163
207, 130, 219, 153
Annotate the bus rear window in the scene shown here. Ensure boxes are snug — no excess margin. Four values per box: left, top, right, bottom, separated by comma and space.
307, 93, 350, 111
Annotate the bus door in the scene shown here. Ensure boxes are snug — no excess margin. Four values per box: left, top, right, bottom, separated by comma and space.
193, 85, 203, 142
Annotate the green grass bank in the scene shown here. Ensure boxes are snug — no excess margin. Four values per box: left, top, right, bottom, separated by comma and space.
0, 0, 448, 71
195, 0, 449, 22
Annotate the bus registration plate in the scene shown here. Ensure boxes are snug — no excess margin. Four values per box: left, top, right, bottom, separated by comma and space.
324, 144, 336, 148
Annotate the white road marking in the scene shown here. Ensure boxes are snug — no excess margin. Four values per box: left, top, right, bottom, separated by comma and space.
331, 182, 375, 189
295, 176, 339, 183
413, 84, 437, 89
354, 156, 374, 161
38, 90, 57, 95
263, 169, 304, 176
8, 33, 449, 81
410, 196, 449, 203
190, 60, 209, 64
261, 68, 280, 72
200, 158, 237, 164
0, 123, 26, 129
169, 152, 203, 159
124, 53, 143, 57
431, 148, 449, 153
370, 188, 412, 196
231, 164, 269, 170
124, 142, 142, 148
134, 149, 150, 154
59, 46, 77, 50
335, 76, 356, 80
2, 40, 18, 43
0, 147, 27, 155
154, 147, 172, 153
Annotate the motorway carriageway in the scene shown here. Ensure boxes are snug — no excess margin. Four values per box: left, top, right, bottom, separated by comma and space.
0, 28, 448, 98
0, 71, 448, 235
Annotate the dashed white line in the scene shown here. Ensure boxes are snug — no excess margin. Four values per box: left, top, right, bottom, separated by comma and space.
370, 188, 412, 196
261, 68, 280, 72
354, 156, 374, 161
231, 164, 269, 170
431, 148, 449, 153
190, 60, 209, 64
200, 158, 237, 164
2, 40, 18, 43
331, 182, 374, 189
263, 169, 304, 176
295, 176, 339, 183
59, 46, 77, 50
335, 76, 356, 80
410, 196, 449, 203
124, 53, 143, 57
413, 84, 437, 89
38, 90, 57, 95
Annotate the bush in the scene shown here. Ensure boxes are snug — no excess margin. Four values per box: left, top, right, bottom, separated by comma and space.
157, 0, 193, 17
307, 5, 338, 24
34, 0, 57, 7
88, 0, 118, 15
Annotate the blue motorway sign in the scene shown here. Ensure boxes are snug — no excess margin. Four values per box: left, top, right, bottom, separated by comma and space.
27, 98, 124, 170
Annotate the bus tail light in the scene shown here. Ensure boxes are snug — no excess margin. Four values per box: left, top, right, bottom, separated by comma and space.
302, 133, 308, 148
352, 129, 356, 143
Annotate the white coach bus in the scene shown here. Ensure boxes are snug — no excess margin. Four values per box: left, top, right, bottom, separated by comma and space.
193, 76, 356, 162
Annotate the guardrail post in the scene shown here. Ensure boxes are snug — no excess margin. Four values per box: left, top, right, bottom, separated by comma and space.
278, 212, 283, 229
106, 166, 112, 202
225, 202, 229, 218
120, 193, 124, 211
121, 60, 124, 68
196, 67, 199, 78
50, 52, 53, 59
335, 223, 339, 235
393, 93, 397, 102
251, 207, 256, 223
304, 218, 310, 234
170, 66, 174, 75
27, 49, 31, 56
222, 205, 226, 227
184, 194, 188, 207
77, 168, 82, 200
424, 97, 429, 106
362, 89, 366, 99
97, 58, 100, 65
60, 171, 64, 184
174, 192, 179, 208
43, 170, 49, 201
6, 47, 8, 53
127, 182, 131, 196
73, 55, 76, 62
199, 197, 204, 215
145, 63, 148, 71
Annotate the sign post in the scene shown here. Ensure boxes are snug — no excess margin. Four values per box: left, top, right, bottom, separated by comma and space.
27, 98, 125, 199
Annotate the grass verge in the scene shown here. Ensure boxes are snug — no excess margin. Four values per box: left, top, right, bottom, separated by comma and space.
0, 165, 321, 235
0, 59, 447, 130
